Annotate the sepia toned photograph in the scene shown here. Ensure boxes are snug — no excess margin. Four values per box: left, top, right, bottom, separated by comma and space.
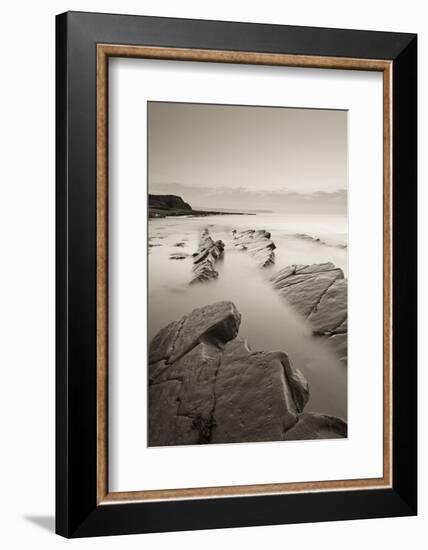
147, 101, 348, 447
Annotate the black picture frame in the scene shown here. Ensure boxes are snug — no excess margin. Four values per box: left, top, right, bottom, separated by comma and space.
56, 11, 417, 538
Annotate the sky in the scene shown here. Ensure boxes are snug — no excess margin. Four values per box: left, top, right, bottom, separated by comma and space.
148, 102, 347, 213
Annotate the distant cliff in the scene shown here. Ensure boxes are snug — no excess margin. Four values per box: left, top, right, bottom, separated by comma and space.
149, 193, 253, 218
149, 194, 192, 217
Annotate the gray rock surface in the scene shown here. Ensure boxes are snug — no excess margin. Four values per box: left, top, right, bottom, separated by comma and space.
283, 412, 347, 440
190, 229, 225, 284
271, 263, 348, 364
308, 279, 347, 333
169, 252, 190, 260
148, 301, 345, 446
294, 233, 347, 249
211, 341, 307, 443
149, 300, 241, 366
232, 229, 276, 267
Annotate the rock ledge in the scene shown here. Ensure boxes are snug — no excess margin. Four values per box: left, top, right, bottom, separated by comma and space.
190, 229, 225, 284
271, 262, 348, 364
232, 229, 276, 267
149, 300, 346, 446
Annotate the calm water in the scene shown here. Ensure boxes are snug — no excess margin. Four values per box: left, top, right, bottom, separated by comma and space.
148, 213, 347, 419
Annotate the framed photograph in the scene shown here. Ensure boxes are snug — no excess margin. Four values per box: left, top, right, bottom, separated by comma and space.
56, 11, 417, 537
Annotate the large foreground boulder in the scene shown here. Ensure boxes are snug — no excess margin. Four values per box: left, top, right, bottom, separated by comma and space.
149, 301, 241, 365
271, 263, 348, 365
232, 229, 276, 267
148, 301, 345, 446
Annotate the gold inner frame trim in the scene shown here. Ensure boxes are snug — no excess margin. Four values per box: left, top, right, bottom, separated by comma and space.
96, 44, 393, 505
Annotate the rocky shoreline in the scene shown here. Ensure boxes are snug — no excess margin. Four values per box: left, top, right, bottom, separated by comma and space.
159, 225, 348, 364
148, 224, 348, 444
149, 301, 347, 446
149, 193, 252, 218
161, 226, 348, 363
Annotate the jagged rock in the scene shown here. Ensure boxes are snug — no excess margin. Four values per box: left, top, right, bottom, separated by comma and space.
148, 301, 345, 446
295, 233, 323, 243
283, 412, 347, 440
294, 233, 348, 249
271, 263, 348, 364
232, 229, 276, 267
169, 252, 189, 260
149, 300, 241, 366
190, 229, 225, 284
